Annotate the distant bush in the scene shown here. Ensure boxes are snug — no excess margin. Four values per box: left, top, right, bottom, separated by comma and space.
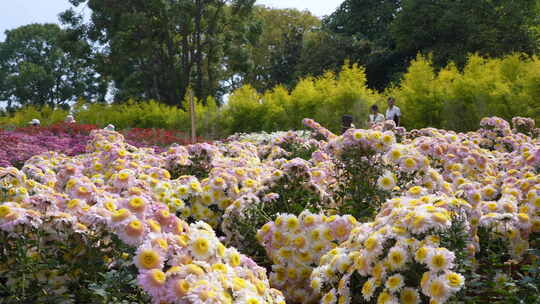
2, 54, 539, 134
222, 63, 377, 134
387, 53, 540, 131
0, 106, 69, 128
0, 98, 224, 139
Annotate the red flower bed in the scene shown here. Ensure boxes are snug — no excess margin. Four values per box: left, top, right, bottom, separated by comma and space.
122, 128, 207, 147
15, 122, 99, 136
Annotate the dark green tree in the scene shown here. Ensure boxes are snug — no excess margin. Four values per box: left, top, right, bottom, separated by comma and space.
322, 0, 407, 89
0, 24, 107, 109
391, 0, 540, 68
295, 29, 357, 78
241, 6, 320, 91
61, 0, 258, 106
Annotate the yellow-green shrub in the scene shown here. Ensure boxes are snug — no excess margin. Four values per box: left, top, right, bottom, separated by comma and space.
222, 63, 379, 134
4, 54, 538, 135
387, 53, 540, 131
72, 100, 186, 130
0, 105, 69, 128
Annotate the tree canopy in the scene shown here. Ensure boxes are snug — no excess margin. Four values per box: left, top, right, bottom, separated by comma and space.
391, 0, 540, 67
321, 0, 540, 89
0, 23, 106, 109
1, 0, 539, 109
61, 0, 259, 107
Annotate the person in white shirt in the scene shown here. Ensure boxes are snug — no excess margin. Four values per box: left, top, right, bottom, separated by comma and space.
65, 115, 76, 123
385, 97, 401, 126
368, 105, 385, 127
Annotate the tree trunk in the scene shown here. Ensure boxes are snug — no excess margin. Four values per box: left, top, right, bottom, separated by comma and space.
194, 0, 204, 101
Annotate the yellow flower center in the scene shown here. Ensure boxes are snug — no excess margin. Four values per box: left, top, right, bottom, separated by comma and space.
446, 273, 463, 288
112, 208, 130, 222
192, 238, 210, 256
128, 197, 145, 212
138, 249, 160, 269
67, 199, 80, 209
229, 252, 241, 267
432, 254, 447, 269
150, 270, 166, 286
175, 279, 190, 295
0, 205, 12, 218
126, 220, 144, 236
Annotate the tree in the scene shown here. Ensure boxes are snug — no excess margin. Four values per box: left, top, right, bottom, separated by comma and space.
295, 30, 357, 78
322, 0, 407, 89
241, 6, 320, 91
61, 0, 258, 107
391, 0, 540, 68
0, 24, 107, 109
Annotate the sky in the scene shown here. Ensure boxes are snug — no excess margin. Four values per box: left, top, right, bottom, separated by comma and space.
0, 0, 343, 42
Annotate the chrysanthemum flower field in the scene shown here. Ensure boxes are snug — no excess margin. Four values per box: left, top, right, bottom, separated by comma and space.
1, 116, 540, 303
0, 123, 199, 168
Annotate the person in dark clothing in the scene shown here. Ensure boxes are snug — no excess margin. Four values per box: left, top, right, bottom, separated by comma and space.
341, 114, 354, 134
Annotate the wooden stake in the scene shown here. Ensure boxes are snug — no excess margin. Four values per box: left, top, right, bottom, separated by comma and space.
190, 89, 196, 143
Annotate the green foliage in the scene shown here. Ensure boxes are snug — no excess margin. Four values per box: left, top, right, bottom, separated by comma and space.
225, 172, 325, 268
456, 229, 540, 303
3, 53, 540, 134
321, 0, 540, 90
2, 0, 539, 109
322, 0, 406, 89
0, 98, 224, 138
0, 24, 106, 109
388, 53, 540, 131
391, 0, 540, 68
243, 6, 321, 91
334, 148, 395, 221
0, 105, 69, 128
61, 0, 259, 105
0, 226, 148, 304
223, 63, 377, 134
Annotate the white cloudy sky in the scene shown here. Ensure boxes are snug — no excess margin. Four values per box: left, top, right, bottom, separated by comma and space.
0, 0, 343, 41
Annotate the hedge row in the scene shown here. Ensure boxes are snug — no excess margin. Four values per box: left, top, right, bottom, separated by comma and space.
2, 53, 539, 135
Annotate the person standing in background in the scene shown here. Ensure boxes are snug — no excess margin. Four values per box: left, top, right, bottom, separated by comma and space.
368, 105, 385, 127
386, 97, 401, 126
65, 115, 76, 123
341, 114, 355, 134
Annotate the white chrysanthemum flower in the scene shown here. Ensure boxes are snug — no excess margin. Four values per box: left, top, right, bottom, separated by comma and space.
377, 290, 398, 304
387, 246, 408, 271
444, 271, 465, 291
400, 287, 420, 304
385, 273, 405, 293
189, 234, 216, 260
361, 278, 377, 301
426, 248, 455, 272
134, 246, 164, 270
425, 276, 450, 303
377, 171, 397, 191
321, 288, 337, 304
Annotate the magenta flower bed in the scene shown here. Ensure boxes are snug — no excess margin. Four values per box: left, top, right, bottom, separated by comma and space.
0, 128, 162, 168
0, 130, 87, 167
0, 122, 210, 168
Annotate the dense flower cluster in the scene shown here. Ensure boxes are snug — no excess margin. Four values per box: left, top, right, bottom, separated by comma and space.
0, 123, 203, 168
0, 128, 89, 167
310, 194, 470, 304
0, 129, 285, 304
257, 212, 357, 303
302, 116, 540, 303
2, 116, 540, 303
